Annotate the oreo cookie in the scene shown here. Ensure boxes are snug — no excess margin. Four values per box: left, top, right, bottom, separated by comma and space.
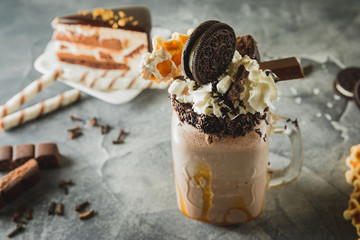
334, 67, 360, 99
354, 81, 360, 110
235, 35, 260, 62
182, 21, 236, 84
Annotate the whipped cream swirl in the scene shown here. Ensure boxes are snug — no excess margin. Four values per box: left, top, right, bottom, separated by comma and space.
169, 51, 279, 118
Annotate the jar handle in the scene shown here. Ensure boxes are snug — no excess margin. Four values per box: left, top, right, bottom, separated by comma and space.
268, 113, 304, 188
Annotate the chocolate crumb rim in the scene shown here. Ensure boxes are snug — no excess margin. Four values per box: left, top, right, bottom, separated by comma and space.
171, 96, 269, 139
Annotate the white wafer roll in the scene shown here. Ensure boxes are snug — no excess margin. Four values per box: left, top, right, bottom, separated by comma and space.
0, 69, 62, 118
0, 89, 81, 131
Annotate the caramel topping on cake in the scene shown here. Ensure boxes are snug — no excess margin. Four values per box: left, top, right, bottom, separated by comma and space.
75, 7, 137, 29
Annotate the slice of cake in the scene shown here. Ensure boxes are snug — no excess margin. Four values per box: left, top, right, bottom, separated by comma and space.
51, 6, 151, 70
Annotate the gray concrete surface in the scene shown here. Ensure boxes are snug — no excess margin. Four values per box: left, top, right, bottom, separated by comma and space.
0, 0, 360, 239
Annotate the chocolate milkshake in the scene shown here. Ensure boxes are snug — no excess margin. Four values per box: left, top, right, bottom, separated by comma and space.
140, 20, 303, 225
171, 112, 270, 224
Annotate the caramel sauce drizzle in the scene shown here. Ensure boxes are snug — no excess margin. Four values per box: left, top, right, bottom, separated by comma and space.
194, 162, 213, 221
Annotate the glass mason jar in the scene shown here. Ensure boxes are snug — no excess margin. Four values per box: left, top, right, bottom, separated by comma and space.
171, 110, 303, 225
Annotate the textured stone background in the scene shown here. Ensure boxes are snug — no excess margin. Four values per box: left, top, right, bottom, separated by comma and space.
0, 0, 360, 239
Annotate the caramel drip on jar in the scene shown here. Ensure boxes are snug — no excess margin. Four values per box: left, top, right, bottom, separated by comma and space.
223, 197, 253, 224
175, 174, 191, 218
194, 162, 213, 221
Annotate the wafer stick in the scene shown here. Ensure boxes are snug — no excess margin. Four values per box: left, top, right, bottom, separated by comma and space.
0, 89, 81, 131
0, 69, 62, 118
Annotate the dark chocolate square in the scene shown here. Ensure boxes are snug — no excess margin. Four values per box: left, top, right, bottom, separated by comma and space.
12, 144, 35, 168
21, 159, 41, 190
0, 145, 12, 171
35, 143, 61, 168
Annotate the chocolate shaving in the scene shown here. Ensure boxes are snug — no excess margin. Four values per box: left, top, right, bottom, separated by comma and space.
56, 203, 64, 216
11, 205, 26, 222
59, 179, 73, 186
69, 132, 82, 139
112, 129, 125, 144
90, 117, 98, 126
70, 115, 85, 123
263, 134, 267, 142
59, 179, 73, 195
67, 125, 80, 132
100, 125, 111, 135
174, 75, 186, 81
255, 129, 262, 137
75, 201, 89, 212
7, 224, 25, 238
79, 209, 95, 220
25, 207, 33, 220
48, 202, 56, 215
60, 185, 68, 195
227, 65, 248, 103
16, 220, 27, 225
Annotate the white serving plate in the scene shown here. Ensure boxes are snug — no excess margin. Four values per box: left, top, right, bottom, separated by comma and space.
34, 27, 172, 104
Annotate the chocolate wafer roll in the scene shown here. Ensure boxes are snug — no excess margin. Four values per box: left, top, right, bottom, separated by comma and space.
0, 159, 41, 207
0, 89, 81, 131
0, 69, 62, 118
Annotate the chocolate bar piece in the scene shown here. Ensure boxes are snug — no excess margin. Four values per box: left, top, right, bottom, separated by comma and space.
12, 144, 34, 168
259, 57, 304, 81
35, 143, 61, 168
0, 159, 41, 207
0, 143, 61, 171
0, 145, 12, 171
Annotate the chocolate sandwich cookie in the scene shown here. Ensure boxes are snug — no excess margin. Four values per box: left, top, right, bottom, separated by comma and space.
182, 20, 219, 81
0, 145, 12, 171
354, 81, 360, 110
235, 35, 261, 62
334, 67, 360, 99
182, 20, 236, 84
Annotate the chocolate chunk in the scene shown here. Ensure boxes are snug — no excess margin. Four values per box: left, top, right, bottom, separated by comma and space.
235, 35, 261, 62
259, 57, 304, 82
35, 143, 61, 168
333, 67, 360, 99
227, 65, 249, 102
0, 145, 12, 171
192, 22, 236, 84
182, 20, 219, 81
354, 81, 360, 110
12, 144, 34, 168
0, 159, 41, 207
